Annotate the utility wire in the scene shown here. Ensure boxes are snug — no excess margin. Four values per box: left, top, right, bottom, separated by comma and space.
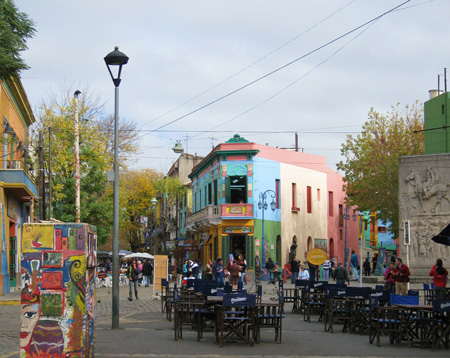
138, 0, 359, 131
149, 1, 410, 133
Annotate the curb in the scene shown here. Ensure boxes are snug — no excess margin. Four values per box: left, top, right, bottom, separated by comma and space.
0, 300, 20, 306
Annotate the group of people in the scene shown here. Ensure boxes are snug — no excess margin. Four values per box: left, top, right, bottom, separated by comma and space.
209, 255, 248, 290
125, 258, 154, 302
383, 257, 448, 297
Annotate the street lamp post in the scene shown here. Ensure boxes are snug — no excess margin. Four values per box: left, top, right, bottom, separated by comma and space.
104, 46, 129, 330
343, 206, 357, 269
258, 190, 277, 274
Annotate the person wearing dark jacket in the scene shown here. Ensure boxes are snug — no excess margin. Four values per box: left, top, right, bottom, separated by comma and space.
392, 257, 410, 295
265, 258, 275, 283
429, 258, 448, 299
143, 260, 152, 287
363, 258, 371, 276
127, 260, 141, 301
332, 262, 350, 285
290, 259, 300, 284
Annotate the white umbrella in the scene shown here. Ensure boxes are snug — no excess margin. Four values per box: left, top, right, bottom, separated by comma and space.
124, 252, 154, 259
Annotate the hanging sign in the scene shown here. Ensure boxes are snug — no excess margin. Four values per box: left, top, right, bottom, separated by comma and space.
306, 248, 327, 266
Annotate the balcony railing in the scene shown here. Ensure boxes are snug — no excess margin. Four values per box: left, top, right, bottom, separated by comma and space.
221, 203, 253, 218
186, 205, 221, 230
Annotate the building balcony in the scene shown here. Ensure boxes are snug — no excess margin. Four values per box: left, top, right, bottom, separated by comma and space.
186, 205, 221, 231
0, 160, 38, 200
221, 203, 253, 219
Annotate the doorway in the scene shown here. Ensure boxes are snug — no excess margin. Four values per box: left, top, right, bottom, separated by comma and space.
231, 234, 246, 260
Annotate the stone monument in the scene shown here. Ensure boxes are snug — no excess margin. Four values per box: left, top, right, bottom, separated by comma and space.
399, 154, 450, 278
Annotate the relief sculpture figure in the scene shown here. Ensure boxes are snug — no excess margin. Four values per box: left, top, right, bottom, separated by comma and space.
405, 169, 450, 213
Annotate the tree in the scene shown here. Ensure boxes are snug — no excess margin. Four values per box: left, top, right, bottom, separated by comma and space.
337, 102, 424, 237
120, 169, 162, 252
31, 84, 139, 244
0, 0, 35, 78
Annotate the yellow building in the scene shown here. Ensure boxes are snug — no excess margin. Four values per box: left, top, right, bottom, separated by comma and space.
0, 76, 38, 295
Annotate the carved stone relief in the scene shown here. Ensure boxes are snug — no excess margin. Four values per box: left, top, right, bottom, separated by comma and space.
399, 154, 450, 274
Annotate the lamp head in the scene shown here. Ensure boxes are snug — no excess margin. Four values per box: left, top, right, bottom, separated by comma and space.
104, 46, 129, 87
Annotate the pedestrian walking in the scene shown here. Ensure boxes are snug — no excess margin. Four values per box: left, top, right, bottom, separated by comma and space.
255, 255, 262, 285
127, 260, 141, 301
332, 262, 350, 285
213, 258, 225, 286
372, 253, 378, 274
392, 257, 410, 296
228, 260, 242, 291
322, 258, 331, 280
429, 258, 448, 299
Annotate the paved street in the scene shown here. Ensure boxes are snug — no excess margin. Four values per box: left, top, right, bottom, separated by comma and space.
1, 283, 448, 357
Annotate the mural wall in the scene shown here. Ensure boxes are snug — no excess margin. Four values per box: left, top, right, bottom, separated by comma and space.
20, 223, 96, 358
399, 154, 450, 276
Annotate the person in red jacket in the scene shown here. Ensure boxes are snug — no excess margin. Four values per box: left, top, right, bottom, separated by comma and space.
429, 258, 448, 300
393, 257, 410, 295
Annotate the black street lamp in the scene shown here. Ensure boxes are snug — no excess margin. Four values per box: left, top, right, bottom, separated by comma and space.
104, 46, 128, 330
258, 190, 277, 271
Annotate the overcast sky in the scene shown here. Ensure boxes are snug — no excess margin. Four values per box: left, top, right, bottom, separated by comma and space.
15, 0, 450, 173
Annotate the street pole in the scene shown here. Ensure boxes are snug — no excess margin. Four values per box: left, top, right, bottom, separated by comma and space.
74, 90, 81, 223
344, 206, 348, 270
258, 190, 277, 276
104, 46, 128, 330
48, 127, 52, 220
359, 214, 363, 287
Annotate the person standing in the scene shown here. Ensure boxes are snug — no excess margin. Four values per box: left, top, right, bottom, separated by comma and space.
143, 259, 152, 287
271, 262, 282, 284
205, 259, 213, 280
127, 260, 140, 301
350, 250, 359, 280
429, 258, 448, 299
176, 260, 183, 286
393, 257, 410, 296
265, 257, 275, 283
372, 253, 378, 274
238, 256, 247, 288
322, 258, 331, 280
290, 258, 300, 284
383, 262, 396, 293
213, 258, 225, 286
228, 260, 242, 291
297, 265, 310, 280
137, 260, 144, 286
332, 262, 350, 285
363, 258, 371, 277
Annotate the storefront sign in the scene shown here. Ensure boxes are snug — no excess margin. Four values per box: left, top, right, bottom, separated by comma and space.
229, 206, 243, 214
255, 239, 260, 247
222, 226, 254, 234
306, 248, 327, 266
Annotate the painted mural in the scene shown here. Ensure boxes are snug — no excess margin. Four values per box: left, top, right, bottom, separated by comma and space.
20, 223, 96, 358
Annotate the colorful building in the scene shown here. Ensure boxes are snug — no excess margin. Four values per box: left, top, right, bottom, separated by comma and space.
186, 134, 358, 270
0, 76, 38, 295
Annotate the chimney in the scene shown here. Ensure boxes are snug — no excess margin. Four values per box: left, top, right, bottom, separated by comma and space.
429, 89, 443, 100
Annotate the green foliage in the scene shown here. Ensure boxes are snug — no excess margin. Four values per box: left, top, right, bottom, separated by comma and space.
120, 168, 162, 251
31, 85, 139, 244
0, 0, 35, 78
337, 102, 424, 237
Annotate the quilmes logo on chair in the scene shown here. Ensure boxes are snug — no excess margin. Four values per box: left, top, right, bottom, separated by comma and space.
440, 302, 450, 310
231, 297, 247, 304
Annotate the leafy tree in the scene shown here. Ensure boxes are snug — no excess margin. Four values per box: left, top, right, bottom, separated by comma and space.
337, 102, 424, 237
31, 84, 139, 244
0, 0, 35, 78
120, 169, 162, 252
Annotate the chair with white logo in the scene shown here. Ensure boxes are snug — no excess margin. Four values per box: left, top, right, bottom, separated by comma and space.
432, 299, 450, 350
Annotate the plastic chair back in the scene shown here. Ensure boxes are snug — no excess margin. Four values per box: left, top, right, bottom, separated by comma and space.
327, 287, 347, 298
223, 293, 256, 307
432, 299, 450, 312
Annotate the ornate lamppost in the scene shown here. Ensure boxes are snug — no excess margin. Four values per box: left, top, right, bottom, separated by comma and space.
258, 190, 277, 272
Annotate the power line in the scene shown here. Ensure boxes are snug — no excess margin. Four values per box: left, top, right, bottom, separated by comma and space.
150, 0, 411, 133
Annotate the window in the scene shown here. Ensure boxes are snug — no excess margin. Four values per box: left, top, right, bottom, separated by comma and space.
275, 179, 280, 209
306, 186, 312, 213
208, 183, 212, 205
339, 205, 344, 227
225, 176, 247, 203
339, 229, 343, 241
317, 188, 320, 201
213, 179, 218, 205
292, 183, 299, 211
328, 191, 333, 216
